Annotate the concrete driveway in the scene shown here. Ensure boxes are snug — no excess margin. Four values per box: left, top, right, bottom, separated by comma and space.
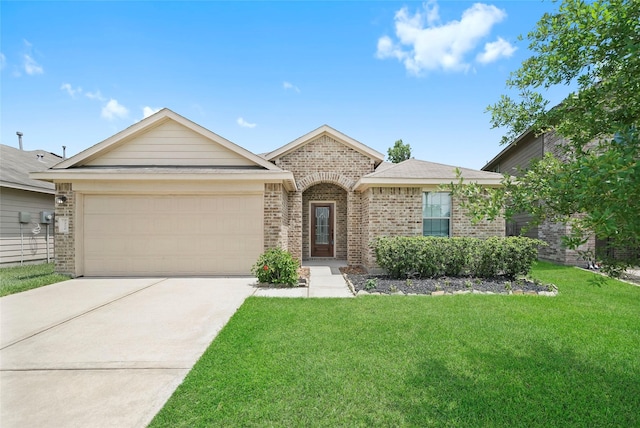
0, 277, 256, 428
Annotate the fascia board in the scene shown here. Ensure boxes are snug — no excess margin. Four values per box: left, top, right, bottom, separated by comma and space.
354, 177, 503, 191
0, 181, 56, 194
30, 170, 298, 191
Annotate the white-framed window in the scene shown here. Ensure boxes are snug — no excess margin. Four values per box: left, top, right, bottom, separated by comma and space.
422, 192, 451, 237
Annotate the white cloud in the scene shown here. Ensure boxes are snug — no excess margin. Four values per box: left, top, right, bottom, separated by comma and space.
376, 36, 406, 61
61, 83, 82, 98
0, 53, 5, 70
23, 54, 43, 75
85, 90, 105, 101
142, 106, 161, 118
101, 99, 129, 120
237, 117, 257, 128
476, 37, 516, 64
425, 0, 440, 25
376, 1, 509, 74
283, 81, 300, 93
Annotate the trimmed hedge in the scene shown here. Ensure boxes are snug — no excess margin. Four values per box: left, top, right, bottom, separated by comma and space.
373, 236, 546, 279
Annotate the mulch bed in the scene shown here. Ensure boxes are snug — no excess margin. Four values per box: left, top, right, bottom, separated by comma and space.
340, 266, 556, 295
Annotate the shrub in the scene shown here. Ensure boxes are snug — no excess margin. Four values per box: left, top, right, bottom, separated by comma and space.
372, 236, 546, 279
364, 278, 378, 291
251, 248, 300, 287
501, 237, 545, 278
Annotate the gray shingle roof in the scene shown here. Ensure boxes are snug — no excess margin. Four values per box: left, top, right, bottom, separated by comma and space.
1, 144, 62, 193
365, 158, 503, 180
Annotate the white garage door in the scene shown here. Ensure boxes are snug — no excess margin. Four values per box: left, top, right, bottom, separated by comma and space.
83, 194, 263, 276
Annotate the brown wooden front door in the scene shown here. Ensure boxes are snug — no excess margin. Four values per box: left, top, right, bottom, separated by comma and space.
311, 203, 334, 257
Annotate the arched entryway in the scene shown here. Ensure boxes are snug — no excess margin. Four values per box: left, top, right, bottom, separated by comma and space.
302, 183, 348, 260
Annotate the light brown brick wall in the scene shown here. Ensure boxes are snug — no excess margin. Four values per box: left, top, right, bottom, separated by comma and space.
451, 195, 505, 238
287, 191, 303, 261
276, 134, 375, 185
347, 191, 362, 266
362, 190, 505, 270
362, 187, 423, 268
302, 183, 347, 259
274, 134, 376, 264
264, 183, 288, 251
54, 183, 76, 276
360, 188, 370, 266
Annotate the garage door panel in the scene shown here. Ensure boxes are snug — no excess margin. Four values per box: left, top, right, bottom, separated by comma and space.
83, 195, 263, 276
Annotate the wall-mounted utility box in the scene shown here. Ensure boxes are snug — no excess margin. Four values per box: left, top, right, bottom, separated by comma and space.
19, 212, 31, 223
41, 211, 54, 224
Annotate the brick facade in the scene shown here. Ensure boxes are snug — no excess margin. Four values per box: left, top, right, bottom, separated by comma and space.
360, 189, 505, 270
272, 134, 375, 264
52, 123, 506, 276
275, 135, 375, 183
268, 134, 506, 269
263, 183, 288, 250
361, 187, 423, 268
54, 183, 76, 276
538, 219, 595, 266
451, 196, 505, 238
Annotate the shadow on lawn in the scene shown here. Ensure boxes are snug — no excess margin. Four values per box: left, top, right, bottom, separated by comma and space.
397, 339, 639, 427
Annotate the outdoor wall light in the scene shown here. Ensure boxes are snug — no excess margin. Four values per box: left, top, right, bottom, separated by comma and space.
55, 195, 67, 205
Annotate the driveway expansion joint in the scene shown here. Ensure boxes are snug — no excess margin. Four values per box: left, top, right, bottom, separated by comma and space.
0, 278, 169, 351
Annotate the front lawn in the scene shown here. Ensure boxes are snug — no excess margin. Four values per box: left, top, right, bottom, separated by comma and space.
150, 262, 640, 427
0, 263, 69, 297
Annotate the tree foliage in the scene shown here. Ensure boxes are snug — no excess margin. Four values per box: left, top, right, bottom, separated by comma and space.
387, 139, 411, 163
451, 0, 640, 276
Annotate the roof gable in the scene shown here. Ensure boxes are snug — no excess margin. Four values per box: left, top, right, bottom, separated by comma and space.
54, 109, 280, 170
265, 125, 384, 164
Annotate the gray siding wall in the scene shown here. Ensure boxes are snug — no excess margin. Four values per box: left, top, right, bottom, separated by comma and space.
492, 134, 543, 176
0, 187, 55, 264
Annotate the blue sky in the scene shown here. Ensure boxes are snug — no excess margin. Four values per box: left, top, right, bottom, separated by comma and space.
1, 1, 565, 169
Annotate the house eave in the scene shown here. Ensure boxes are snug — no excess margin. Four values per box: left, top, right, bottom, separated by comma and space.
354, 177, 503, 191
30, 170, 297, 191
482, 128, 535, 171
0, 180, 56, 195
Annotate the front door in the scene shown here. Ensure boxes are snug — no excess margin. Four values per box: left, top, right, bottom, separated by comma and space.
311, 203, 334, 257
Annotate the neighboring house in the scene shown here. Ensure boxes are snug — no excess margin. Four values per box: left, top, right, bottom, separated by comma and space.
32, 108, 504, 277
1, 144, 62, 265
482, 129, 595, 266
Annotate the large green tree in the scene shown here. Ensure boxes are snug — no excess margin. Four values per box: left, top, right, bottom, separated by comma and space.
451, 0, 639, 275
387, 139, 411, 163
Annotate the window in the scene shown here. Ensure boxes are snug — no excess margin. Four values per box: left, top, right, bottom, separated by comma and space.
423, 192, 451, 237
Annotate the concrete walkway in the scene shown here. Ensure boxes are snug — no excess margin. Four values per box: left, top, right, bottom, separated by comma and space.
253, 259, 354, 298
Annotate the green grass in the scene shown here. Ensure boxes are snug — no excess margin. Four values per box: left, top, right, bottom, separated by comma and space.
150, 262, 640, 427
0, 262, 70, 297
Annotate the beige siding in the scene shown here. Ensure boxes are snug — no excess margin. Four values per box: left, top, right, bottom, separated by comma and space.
0, 187, 55, 264
82, 194, 263, 276
85, 121, 256, 167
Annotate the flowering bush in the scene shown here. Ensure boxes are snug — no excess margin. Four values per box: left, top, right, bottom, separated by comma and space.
251, 248, 300, 287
